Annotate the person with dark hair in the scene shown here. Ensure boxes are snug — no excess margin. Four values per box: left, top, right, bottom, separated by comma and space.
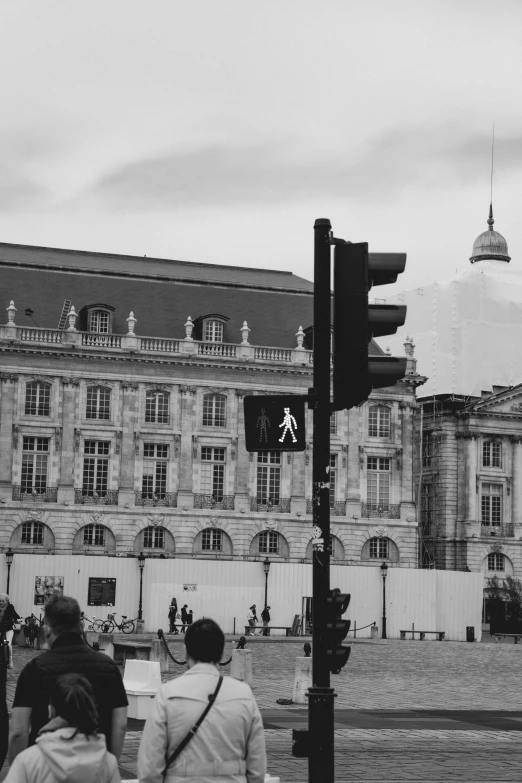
180, 604, 189, 633
9, 595, 128, 765
168, 597, 178, 634
137, 618, 266, 783
5, 672, 121, 782
260, 606, 271, 636
0, 593, 21, 669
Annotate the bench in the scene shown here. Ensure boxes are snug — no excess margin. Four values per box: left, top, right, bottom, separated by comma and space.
113, 640, 153, 666
244, 625, 292, 637
400, 630, 445, 641
493, 633, 522, 644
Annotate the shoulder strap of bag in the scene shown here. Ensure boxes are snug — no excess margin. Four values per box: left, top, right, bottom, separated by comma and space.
164, 675, 223, 773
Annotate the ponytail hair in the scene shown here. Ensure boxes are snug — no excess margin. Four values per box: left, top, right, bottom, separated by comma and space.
50, 673, 99, 738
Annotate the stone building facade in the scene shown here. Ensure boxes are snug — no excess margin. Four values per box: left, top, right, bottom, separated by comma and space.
0, 242, 425, 569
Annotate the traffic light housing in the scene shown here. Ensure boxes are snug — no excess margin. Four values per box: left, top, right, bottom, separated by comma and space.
326, 588, 351, 674
333, 242, 407, 411
244, 395, 307, 452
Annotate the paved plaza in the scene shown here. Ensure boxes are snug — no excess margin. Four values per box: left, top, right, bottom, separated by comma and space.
2, 632, 522, 781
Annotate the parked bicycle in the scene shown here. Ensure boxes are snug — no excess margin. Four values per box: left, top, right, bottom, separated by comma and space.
80, 613, 105, 632
98, 612, 136, 634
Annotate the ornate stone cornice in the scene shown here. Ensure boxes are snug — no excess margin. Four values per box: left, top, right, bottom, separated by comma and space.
122, 381, 138, 391
204, 387, 228, 395
235, 389, 249, 398
61, 377, 80, 387
510, 435, 522, 444
179, 385, 197, 396
1, 373, 18, 383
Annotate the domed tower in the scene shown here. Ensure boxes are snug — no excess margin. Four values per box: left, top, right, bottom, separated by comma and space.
469, 203, 511, 263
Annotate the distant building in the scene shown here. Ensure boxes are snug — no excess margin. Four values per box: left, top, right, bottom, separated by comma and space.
0, 241, 424, 572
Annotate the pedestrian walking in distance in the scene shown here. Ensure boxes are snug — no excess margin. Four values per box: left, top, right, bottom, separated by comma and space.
260, 606, 271, 636
5, 672, 121, 782
9, 594, 128, 764
0, 593, 21, 669
137, 617, 266, 783
168, 598, 179, 634
180, 604, 189, 633
246, 605, 257, 635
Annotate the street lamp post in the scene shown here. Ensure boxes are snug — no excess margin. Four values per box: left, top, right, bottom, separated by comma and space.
263, 557, 271, 609
137, 552, 146, 621
381, 561, 388, 639
5, 549, 13, 594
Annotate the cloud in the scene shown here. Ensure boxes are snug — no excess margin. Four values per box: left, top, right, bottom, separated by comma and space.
83, 127, 522, 211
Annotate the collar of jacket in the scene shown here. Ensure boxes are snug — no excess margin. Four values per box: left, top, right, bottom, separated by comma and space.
185, 662, 220, 675
51, 631, 84, 649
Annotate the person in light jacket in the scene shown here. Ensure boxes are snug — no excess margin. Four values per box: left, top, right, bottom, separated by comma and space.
5, 672, 120, 783
0, 594, 21, 669
137, 618, 266, 783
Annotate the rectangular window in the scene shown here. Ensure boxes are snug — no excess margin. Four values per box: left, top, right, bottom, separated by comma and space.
144, 527, 164, 548
488, 552, 504, 571
259, 530, 279, 554
368, 406, 391, 438
202, 529, 223, 551
367, 457, 390, 506
25, 382, 50, 416
21, 437, 49, 493
481, 483, 502, 526
483, 441, 502, 468
21, 521, 43, 545
330, 413, 337, 435
142, 444, 169, 498
90, 310, 110, 333
145, 391, 169, 424
82, 441, 110, 495
201, 447, 225, 501
329, 454, 337, 506
203, 394, 226, 427
204, 320, 223, 342
83, 524, 105, 546
256, 451, 281, 504
370, 538, 389, 559
86, 387, 111, 420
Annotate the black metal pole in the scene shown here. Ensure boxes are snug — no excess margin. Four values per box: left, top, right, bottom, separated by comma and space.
138, 566, 144, 621
6, 565, 11, 596
308, 218, 334, 783
264, 572, 268, 609
382, 573, 387, 639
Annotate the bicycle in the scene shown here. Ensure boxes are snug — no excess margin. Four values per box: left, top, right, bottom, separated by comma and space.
80, 613, 105, 632
98, 612, 136, 634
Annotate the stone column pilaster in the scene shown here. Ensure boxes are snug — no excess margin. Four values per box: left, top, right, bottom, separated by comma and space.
0, 374, 18, 496
57, 378, 79, 504
346, 407, 361, 518
511, 436, 522, 528
464, 433, 478, 524
235, 390, 251, 512
118, 382, 139, 506
177, 385, 196, 508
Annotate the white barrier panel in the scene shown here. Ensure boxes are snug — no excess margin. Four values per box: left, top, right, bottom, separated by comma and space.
0, 555, 483, 641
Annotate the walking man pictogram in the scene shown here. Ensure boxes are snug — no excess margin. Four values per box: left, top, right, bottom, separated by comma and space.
256, 408, 271, 443
279, 407, 297, 443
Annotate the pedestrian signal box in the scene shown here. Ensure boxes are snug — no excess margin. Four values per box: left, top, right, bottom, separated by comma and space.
244, 395, 307, 452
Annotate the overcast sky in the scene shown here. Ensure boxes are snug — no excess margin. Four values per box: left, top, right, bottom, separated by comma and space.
1, 0, 521, 292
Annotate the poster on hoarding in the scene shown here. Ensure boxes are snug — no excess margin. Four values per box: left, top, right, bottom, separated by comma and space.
88, 578, 116, 606
34, 576, 64, 606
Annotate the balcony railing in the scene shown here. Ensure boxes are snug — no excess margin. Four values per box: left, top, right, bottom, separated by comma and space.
250, 497, 291, 513
139, 337, 179, 353
306, 500, 346, 516
481, 524, 514, 538
20, 327, 62, 344
254, 346, 292, 362
361, 503, 400, 519
198, 342, 237, 358
75, 489, 119, 505
193, 494, 235, 510
135, 491, 178, 508
82, 333, 122, 348
12, 486, 58, 502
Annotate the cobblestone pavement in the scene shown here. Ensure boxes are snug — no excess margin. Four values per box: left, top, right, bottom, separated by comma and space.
3, 635, 522, 781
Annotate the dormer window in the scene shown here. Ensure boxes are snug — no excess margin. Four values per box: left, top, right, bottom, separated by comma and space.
90, 310, 110, 333
204, 320, 223, 343
194, 314, 229, 343
79, 304, 115, 334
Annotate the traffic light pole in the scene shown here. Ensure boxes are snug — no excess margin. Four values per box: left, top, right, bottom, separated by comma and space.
308, 218, 335, 783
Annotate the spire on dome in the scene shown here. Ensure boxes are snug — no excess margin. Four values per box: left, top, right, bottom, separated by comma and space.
487, 203, 494, 230
469, 204, 510, 264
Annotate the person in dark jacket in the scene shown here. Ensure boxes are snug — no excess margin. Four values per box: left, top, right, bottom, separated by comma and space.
168, 598, 178, 634
260, 606, 271, 636
0, 593, 21, 669
180, 605, 189, 633
9, 594, 128, 764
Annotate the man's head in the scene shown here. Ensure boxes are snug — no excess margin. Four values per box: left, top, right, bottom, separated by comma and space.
0, 594, 9, 610
44, 595, 82, 642
185, 618, 225, 665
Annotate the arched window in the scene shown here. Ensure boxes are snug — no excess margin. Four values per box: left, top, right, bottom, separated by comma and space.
89, 309, 110, 333
83, 524, 105, 547
368, 405, 390, 438
145, 390, 169, 424
369, 537, 389, 559
202, 528, 223, 551
25, 381, 51, 416
488, 552, 505, 571
22, 521, 43, 545
483, 441, 502, 468
203, 394, 226, 427
259, 530, 279, 555
86, 386, 111, 420
143, 526, 165, 549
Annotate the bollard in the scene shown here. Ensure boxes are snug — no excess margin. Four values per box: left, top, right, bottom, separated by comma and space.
292, 656, 312, 704
36, 626, 49, 651
150, 638, 169, 674
230, 648, 253, 687
135, 619, 145, 635
370, 625, 379, 640
98, 633, 115, 659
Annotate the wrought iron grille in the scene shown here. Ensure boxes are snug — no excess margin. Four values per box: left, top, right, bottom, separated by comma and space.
12, 486, 58, 503
481, 524, 514, 538
194, 494, 235, 510
361, 503, 400, 519
134, 492, 178, 508
74, 489, 119, 505
306, 499, 346, 515
250, 497, 291, 513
